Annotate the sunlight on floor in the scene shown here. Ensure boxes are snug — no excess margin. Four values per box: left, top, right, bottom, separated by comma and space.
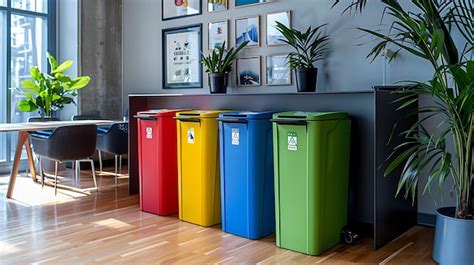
0, 175, 87, 207
94, 218, 135, 230
0, 241, 25, 256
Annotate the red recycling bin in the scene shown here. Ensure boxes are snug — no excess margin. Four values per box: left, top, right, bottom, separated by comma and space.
136, 110, 181, 215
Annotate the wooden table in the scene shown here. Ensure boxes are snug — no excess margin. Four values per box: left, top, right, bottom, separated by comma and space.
0, 120, 122, 198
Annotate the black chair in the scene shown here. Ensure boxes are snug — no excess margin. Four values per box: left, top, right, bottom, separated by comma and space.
31, 125, 98, 195
96, 122, 128, 186
27, 117, 61, 177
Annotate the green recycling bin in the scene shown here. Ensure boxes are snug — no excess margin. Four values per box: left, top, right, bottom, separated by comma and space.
272, 112, 351, 256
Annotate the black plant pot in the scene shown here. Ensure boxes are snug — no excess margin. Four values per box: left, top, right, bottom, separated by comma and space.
209, 73, 228, 94
295, 68, 318, 93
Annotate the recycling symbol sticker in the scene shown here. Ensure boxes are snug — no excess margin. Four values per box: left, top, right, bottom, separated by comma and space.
287, 132, 298, 151
231, 128, 240, 146
187, 128, 195, 144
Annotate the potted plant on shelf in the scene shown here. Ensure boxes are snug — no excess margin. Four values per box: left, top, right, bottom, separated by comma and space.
353, 0, 473, 264
201, 41, 248, 94
13, 53, 90, 119
275, 22, 330, 92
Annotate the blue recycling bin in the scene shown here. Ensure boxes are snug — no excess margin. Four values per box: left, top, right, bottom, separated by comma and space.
218, 111, 275, 240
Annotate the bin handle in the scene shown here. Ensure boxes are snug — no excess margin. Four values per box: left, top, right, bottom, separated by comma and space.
134, 115, 157, 120
217, 118, 247, 124
174, 117, 201, 123
270, 119, 307, 125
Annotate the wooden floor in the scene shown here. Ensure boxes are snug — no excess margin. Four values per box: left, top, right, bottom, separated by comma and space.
0, 167, 436, 264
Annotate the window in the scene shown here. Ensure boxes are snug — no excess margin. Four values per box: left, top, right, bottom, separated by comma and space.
0, 0, 55, 165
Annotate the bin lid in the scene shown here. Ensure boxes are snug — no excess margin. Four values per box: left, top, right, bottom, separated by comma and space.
137, 109, 185, 118
176, 110, 228, 118
273, 111, 349, 121
219, 111, 275, 120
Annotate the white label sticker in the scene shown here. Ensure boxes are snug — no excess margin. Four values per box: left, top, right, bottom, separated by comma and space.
187, 128, 195, 144
288, 132, 298, 151
231, 128, 240, 146
146, 127, 153, 139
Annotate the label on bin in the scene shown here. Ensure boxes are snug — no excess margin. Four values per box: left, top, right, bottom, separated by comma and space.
231, 128, 239, 146
187, 128, 195, 144
146, 127, 153, 139
288, 132, 298, 151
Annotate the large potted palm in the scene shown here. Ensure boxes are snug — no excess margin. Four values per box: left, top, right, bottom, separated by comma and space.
275, 22, 330, 92
348, 0, 473, 264
13, 53, 90, 118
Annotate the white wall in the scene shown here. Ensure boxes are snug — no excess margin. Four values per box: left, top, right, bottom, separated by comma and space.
57, 0, 79, 121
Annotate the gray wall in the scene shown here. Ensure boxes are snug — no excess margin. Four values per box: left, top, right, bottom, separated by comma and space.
122, 0, 456, 214
79, 0, 123, 120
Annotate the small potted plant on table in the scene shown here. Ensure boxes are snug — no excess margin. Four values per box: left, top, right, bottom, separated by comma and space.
201, 41, 248, 94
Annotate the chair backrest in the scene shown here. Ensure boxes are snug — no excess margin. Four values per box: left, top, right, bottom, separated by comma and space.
28, 117, 60, 122
72, 115, 104, 121
96, 122, 128, 155
33, 125, 98, 161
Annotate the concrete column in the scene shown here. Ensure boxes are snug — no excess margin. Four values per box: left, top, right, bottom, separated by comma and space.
79, 0, 123, 120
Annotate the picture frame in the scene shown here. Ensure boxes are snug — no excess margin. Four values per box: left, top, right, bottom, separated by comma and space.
208, 20, 229, 50
235, 0, 268, 8
236, 56, 261, 87
235, 15, 260, 48
208, 0, 228, 12
266, 10, 291, 46
162, 0, 202, 21
162, 24, 203, 89
266, 54, 292, 86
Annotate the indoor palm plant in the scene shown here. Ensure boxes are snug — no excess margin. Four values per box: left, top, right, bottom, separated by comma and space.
201, 41, 248, 94
275, 22, 330, 92
349, 0, 473, 263
13, 53, 90, 118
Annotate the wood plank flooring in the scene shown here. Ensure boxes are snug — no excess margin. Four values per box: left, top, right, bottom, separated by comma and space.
0, 167, 435, 264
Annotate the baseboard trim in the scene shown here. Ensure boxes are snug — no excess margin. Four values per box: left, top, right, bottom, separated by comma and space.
417, 213, 436, 227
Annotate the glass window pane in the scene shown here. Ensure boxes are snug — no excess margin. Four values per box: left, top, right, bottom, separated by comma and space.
12, 0, 48, 14
0, 12, 6, 162
0, 0, 6, 7
10, 14, 47, 160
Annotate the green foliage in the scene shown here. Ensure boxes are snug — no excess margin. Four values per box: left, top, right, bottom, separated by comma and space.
361, 0, 473, 219
13, 53, 90, 117
275, 22, 330, 69
332, 0, 367, 13
201, 41, 248, 74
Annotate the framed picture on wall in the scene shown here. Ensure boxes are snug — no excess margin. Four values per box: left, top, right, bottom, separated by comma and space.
235, 0, 268, 7
266, 10, 291, 46
208, 0, 228, 12
266, 54, 291, 86
162, 0, 202, 21
235, 16, 260, 48
208, 20, 228, 50
236, 56, 261, 87
162, 24, 203, 89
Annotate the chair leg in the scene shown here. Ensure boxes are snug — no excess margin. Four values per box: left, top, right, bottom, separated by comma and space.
39, 156, 44, 188
76, 161, 81, 183
90, 159, 98, 191
98, 150, 103, 173
115, 155, 118, 187
119, 155, 122, 175
54, 161, 59, 196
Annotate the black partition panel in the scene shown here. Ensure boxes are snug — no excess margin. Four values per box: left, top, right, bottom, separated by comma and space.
128, 89, 417, 250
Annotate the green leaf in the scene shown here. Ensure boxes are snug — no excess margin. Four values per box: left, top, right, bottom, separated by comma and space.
47, 53, 59, 70
66, 76, 90, 90
30, 67, 41, 81
51, 60, 73, 74
17, 100, 37, 112
21, 79, 40, 94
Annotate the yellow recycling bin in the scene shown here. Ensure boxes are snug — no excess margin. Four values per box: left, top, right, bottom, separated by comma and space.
176, 110, 227, 226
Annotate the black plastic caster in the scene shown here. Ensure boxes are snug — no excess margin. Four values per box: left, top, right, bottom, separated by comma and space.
341, 226, 359, 245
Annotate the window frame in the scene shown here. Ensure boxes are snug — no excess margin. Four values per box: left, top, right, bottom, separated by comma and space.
0, 0, 56, 168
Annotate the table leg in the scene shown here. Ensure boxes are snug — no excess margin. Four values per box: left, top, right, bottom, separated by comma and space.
24, 136, 37, 182
6, 131, 30, 198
